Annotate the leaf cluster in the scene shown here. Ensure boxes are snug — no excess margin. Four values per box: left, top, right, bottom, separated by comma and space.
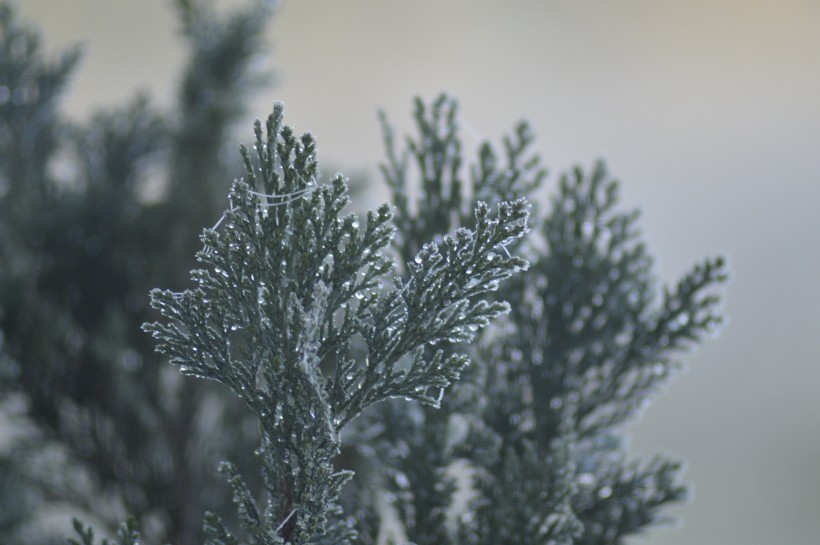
0, 1, 278, 543
0, 3, 728, 543
143, 101, 530, 544
347, 95, 727, 545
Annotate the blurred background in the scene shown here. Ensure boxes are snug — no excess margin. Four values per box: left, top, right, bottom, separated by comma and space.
11, 0, 820, 544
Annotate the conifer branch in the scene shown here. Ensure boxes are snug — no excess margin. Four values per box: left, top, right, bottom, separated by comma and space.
1, 6, 729, 536
356, 95, 727, 545
68, 518, 141, 545
143, 101, 529, 544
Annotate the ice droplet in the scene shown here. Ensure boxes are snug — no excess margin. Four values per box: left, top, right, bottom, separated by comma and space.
598, 485, 613, 499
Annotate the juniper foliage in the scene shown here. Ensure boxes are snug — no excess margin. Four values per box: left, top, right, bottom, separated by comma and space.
353, 95, 727, 545
68, 519, 141, 545
143, 102, 530, 545
0, 1, 277, 543
0, 2, 729, 544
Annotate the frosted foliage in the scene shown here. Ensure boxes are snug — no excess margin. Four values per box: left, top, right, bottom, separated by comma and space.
143, 102, 530, 545
49, 88, 724, 545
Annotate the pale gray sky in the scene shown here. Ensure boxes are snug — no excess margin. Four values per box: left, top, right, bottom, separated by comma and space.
16, 1, 820, 544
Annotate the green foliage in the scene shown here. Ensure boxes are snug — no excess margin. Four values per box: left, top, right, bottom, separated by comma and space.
499, 162, 725, 544
68, 518, 141, 545
170, 0, 277, 263
143, 102, 530, 544
381, 95, 545, 261
345, 94, 727, 545
0, 3, 727, 545
0, 1, 277, 543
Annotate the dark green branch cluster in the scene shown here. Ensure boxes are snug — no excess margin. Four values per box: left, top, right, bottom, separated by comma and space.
381, 95, 545, 261
68, 519, 140, 545
0, 3, 728, 540
351, 95, 727, 545
143, 102, 529, 544
0, 2, 280, 543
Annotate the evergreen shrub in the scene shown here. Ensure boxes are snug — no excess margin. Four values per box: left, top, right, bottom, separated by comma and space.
0, 2, 727, 544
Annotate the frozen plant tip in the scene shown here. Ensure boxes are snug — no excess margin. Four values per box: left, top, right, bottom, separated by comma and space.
142, 102, 530, 544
